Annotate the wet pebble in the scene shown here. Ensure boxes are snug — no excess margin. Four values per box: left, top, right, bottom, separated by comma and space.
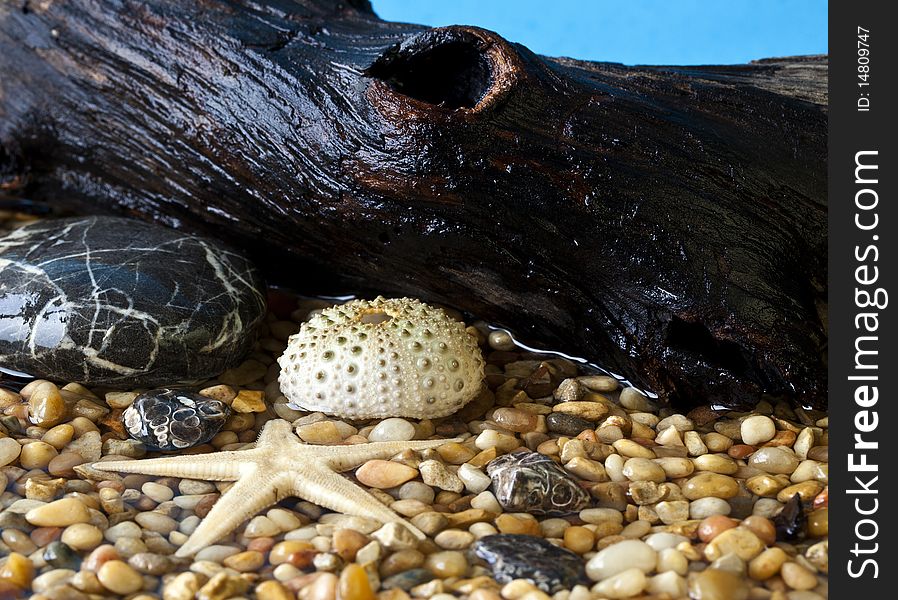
368, 418, 416, 442
586, 539, 657, 581
473, 534, 588, 593
487, 451, 590, 515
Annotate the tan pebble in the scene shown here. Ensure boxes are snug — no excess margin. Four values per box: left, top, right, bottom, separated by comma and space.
687, 568, 749, 600
612, 439, 655, 459
495, 514, 540, 536
434, 529, 475, 550
197, 571, 249, 600
698, 515, 739, 543
255, 579, 293, 600
419, 460, 464, 492
135, 511, 178, 534
333, 528, 369, 561
682, 473, 739, 500
222, 550, 264, 572
270, 540, 315, 565
435, 442, 476, 464
563, 526, 594, 554
740, 416, 776, 445
0, 552, 34, 589
97, 559, 143, 595
746, 474, 789, 497
231, 389, 267, 413
622, 457, 666, 482
61, 523, 104, 550
693, 454, 738, 475
244, 515, 281, 537
748, 547, 789, 580
749, 447, 800, 474
292, 420, 339, 443
83, 544, 120, 571
684, 431, 709, 456
338, 563, 374, 600
19, 441, 58, 469
26, 497, 91, 527
28, 382, 67, 427
353, 459, 418, 489
740, 516, 777, 546
807, 508, 828, 537
776, 481, 824, 503
655, 500, 690, 525
628, 480, 668, 505
654, 457, 694, 478
41, 424, 75, 449
585, 539, 657, 580
703, 432, 734, 452
0, 437, 23, 467
564, 456, 608, 482
704, 527, 765, 561
491, 407, 538, 433
553, 401, 609, 422
780, 561, 818, 590
425, 550, 468, 578
657, 548, 688, 575
592, 567, 647, 599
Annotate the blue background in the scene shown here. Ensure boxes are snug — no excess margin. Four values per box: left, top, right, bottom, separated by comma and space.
373, 1, 828, 65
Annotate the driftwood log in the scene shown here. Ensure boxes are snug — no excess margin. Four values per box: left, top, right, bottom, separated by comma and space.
0, 0, 827, 409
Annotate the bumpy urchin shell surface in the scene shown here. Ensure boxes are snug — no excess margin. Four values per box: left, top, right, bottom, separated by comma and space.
277, 297, 485, 419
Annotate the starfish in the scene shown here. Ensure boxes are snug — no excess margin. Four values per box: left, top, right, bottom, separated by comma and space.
91, 419, 458, 557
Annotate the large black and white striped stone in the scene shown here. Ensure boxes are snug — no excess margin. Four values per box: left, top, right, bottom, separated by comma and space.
0, 217, 266, 386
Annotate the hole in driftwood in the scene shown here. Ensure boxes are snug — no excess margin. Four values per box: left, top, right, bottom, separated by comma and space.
665, 316, 750, 376
366, 38, 493, 109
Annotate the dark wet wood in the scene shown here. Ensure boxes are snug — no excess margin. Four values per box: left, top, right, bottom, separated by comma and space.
0, 0, 827, 409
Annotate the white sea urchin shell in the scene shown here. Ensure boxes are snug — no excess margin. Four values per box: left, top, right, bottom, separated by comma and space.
277, 297, 485, 419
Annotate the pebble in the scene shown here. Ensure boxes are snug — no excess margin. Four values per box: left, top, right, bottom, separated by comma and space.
425, 551, 468, 577
622, 457, 665, 482
60, 523, 104, 550
740, 415, 776, 445
585, 540, 657, 581
245, 515, 281, 537
19, 440, 58, 469
255, 580, 294, 600
0, 436, 22, 466
338, 563, 375, 600
135, 511, 178, 534
231, 389, 267, 413
97, 559, 144, 595
419, 460, 464, 492
487, 451, 590, 515
457, 463, 492, 494
546, 413, 593, 436
563, 526, 595, 554
356, 460, 419, 489
748, 547, 789, 580
704, 527, 765, 561
368, 418, 416, 442
142, 481, 175, 503
0, 552, 35, 589
741, 515, 777, 546
372, 523, 420, 550
26, 498, 91, 527
123, 389, 231, 451
781, 562, 818, 590
296, 421, 343, 444
28, 381, 67, 427
682, 473, 740, 500
592, 567, 647, 599
749, 447, 800, 474
690, 497, 732, 519
552, 401, 609, 422
688, 568, 749, 600
0, 216, 266, 386
473, 534, 587, 593
399, 481, 436, 504
647, 570, 687, 597
223, 550, 265, 572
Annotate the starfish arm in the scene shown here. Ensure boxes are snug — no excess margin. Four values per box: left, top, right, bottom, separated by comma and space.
175, 467, 286, 557
314, 437, 463, 471
90, 449, 258, 481
292, 467, 426, 539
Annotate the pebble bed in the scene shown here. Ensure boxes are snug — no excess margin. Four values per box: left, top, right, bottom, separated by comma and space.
0, 235, 829, 598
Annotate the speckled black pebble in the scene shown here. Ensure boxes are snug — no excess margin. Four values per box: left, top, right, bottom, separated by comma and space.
472, 534, 588, 592
545, 412, 594, 436
0, 216, 266, 386
123, 389, 230, 451
487, 450, 591, 515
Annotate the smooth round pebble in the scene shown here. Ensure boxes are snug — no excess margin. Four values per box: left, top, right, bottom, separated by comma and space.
740, 415, 776, 445
368, 418, 416, 442
586, 539, 657, 581
97, 560, 144, 595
